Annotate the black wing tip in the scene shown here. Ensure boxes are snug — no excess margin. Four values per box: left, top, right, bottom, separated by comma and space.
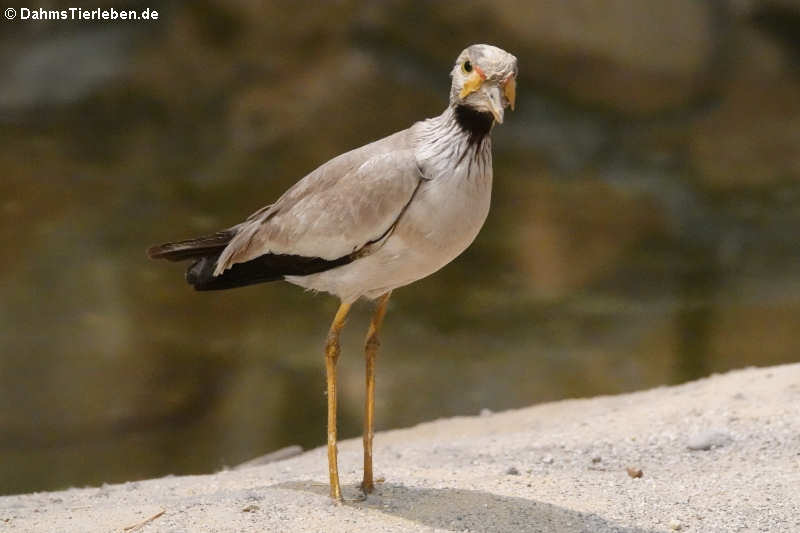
183, 254, 278, 291
186, 253, 355, 291
190, 277, 282, 291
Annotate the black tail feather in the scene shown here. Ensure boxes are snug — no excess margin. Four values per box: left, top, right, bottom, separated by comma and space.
147, 231, 235, 262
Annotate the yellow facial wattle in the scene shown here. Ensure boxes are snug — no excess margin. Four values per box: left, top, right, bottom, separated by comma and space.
459, 71, 484, 100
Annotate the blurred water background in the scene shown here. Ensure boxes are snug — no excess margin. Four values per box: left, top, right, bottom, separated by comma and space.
1, 0, 799, 496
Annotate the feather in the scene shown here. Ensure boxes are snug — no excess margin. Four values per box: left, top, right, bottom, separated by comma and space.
187, 251, 355, 291
212, 131, 421, 275
146, 231, 235, 262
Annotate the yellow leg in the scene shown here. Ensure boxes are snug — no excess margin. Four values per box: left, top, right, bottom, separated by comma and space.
325, 301, 352, 501
361, 291, 392, 494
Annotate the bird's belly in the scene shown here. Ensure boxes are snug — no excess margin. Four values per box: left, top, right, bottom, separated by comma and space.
286, 174, 492, 302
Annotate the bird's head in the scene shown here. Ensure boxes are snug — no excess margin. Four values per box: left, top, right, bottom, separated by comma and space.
450, 44, 518, 124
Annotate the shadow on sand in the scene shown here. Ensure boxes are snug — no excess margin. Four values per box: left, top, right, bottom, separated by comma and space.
276, 480, 659, 533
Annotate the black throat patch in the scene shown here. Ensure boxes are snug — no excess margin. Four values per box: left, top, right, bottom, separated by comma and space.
454, 105, 494, 146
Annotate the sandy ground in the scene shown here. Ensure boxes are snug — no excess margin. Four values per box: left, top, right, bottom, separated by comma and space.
2, 364, 799, 533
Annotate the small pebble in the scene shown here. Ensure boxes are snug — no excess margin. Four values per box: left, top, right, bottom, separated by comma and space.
626, 467, 643, 478
669, 519, 682, 530
542, 455, 554, 464
592, 456, 602, 463
505, 466, 520, 476
242, 504, 260, 513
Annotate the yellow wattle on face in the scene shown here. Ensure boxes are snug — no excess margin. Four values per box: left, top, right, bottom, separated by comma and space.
459, 71, 484, 100
459, 71, 517, 112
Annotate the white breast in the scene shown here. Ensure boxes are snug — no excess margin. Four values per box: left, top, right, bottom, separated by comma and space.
286, 110, 494, 302
393, 158, 493, 271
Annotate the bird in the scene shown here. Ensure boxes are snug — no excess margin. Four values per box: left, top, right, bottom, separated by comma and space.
147, 43, 518, 501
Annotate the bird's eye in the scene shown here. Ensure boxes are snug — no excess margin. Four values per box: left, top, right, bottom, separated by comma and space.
462, 60, 472, 73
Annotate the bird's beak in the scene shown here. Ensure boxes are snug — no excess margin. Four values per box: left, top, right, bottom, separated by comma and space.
484, 84, 505, 124
503, 76, 516, 111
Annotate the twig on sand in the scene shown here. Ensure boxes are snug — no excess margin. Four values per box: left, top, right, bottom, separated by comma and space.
122, 509, 165, 532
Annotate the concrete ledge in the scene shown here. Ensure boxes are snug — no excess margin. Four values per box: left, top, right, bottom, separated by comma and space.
2, 364, 799, 532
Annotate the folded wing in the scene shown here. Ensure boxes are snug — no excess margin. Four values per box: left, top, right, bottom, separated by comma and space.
149, 129, 424, 291
213, 138, 422, 275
